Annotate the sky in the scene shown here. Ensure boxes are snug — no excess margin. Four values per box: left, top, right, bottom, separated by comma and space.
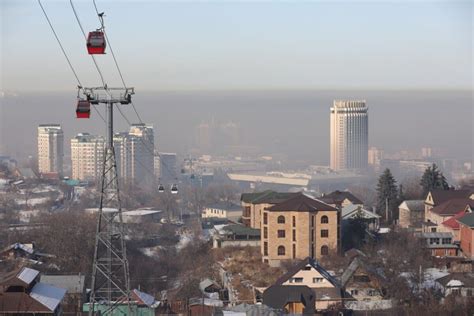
1, 0, 472, 91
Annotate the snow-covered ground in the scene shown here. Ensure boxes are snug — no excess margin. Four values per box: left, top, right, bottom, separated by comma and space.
176, 230, 193, 251
15, 197, 50, 206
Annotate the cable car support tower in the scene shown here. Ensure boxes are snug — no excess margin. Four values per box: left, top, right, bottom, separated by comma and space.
85, 86, 135, 315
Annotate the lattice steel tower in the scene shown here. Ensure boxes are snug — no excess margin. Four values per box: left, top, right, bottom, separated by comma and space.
85, 86, 135, 315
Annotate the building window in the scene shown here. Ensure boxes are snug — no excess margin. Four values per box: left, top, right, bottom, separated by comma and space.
429, 238, 440, 245
263, 242, 268, 256
442, 238, 451, 244
430, 227, 436, 232
313, 277, 323, 283
311, 244, 315, 258
350, 289, 359, 296
278, 230, 286, 238
292, 244, 296, 259
311, 229, 314, 242
321, 215, 329, 224
311, 215, 315, 228
290, 277, 303, 283
321, 229, 329, 238
263, 212, 268, 225
321, 245, 329, 256
264, 227, 268, 239
277, 245, 285, 256
292, 216, 296, 227
368, 290, 376, 296
277, 215, 285, 224
292, 230, 296, 242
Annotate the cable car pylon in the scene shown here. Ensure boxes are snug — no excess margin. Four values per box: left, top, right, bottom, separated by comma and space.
85, 86, 135, 316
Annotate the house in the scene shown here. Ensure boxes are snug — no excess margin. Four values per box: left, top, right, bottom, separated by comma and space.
423, 189, 473, 230
0, 242, 54, 267
0, 266, 66, 315
83, 288, 158, 315
439, 210, 471, 241
423, 198, 474, 233
319, 190, 364, 209
41, 274, 86, 315
340, 257, 392, 310
417, 232, 459, 257
263, 257, 348, 311
199, 278, 221, 299
341, 204, 380, 231
398, 200, 424, 230
435, 272, 474, 297
202, 202, 242, 222
212, 224, 260, 248
457, 212, 474, 259
261, 193, 339, 267
241, 191, 298, 229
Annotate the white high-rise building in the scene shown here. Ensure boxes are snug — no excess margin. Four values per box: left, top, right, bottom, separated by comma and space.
37, 124, 64, 175
71, 133, 105, 181
330, 100, 368, 171
114, 124, 155, 185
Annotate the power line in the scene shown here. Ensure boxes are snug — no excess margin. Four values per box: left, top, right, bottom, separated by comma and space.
37, 0, 105, 123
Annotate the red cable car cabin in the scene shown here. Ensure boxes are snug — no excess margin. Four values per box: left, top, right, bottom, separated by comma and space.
76, 100, 91, 119
87, 31, 106, 54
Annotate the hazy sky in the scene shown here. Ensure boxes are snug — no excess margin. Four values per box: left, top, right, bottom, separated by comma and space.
1, 0, 472, 91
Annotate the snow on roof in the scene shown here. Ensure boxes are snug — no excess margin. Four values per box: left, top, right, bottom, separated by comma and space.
446, 279, 464, 287
123, 210, 162, 216
378, 227, 391, 234
85, 207, 119, 213
132, 289, 156, 307
30, 282, 66, 312
18, 267, 39, 284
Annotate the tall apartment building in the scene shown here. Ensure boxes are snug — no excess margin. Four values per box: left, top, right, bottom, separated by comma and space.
261, 193, 339, 267
37, 124, 64, 176
71, 133, 105, 181
114, 124, 155, 185
330, 100, 368, 171
159, 152, 177, 183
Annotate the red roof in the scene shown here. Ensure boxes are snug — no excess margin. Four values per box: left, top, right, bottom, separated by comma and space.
430, 198, 474, 216
441, 210, 467, 230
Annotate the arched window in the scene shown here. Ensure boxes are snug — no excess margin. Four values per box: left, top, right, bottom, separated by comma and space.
321, 215, 329, 224
321, 245, 329, 256
277, 245, 286, 256
277, 215, 285, 224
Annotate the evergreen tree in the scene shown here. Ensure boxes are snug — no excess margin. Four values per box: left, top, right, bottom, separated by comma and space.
376, 168, 398, 223
420, 163, 449, 197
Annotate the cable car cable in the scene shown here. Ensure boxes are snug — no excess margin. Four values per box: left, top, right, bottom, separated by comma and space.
69, 0, 107, 88
37, 0, 105, 123
92, 0, 143, 124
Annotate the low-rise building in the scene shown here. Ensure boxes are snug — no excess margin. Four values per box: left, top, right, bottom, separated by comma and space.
424, 189, 473, 228
458, 212, 474, 259
201, 202, 242, 222
424, 198, 474, 233
261, 193, 339, 267
341, 204, 380, 231
319, 190, 363, 209
418, 232, 459, 257
212, 224, 260, 248
41, 274, 86, 315
435, 272, 474, 297
398, 200, 424, 230
263, 257, 348, 311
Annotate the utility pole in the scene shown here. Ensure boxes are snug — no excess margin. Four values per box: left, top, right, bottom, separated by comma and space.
86, 86, 135, 316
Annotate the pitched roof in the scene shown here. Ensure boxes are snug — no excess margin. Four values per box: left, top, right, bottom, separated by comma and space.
320, 190, 363, 205
241, 190, 299, 205
40, 274, 85, 295
131, 289, 156, 307
441, 210, 468, 230
0, 267, 39, 288
30, 282, 66, 312
205, 202, 241, 211
341, 204, 380, 219
0, 292, 52, 313
428, 189, 472, 205
430, 198, 474, 216
263, 285, 315, 312
241, 191, 272, 203
436, 273, 474, 288
399, 200, 424, 211
340, 257, 386, 288
457, 212, 474, 228
267, 193, 338, 212
273, 257, 340, 288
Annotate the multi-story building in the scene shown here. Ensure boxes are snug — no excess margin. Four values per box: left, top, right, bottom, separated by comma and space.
368, 147, 383, 167
261, 193, 339, 267
330, 100, 368, 171
159, 152, 177, 183
37, 124, 64, 176
71, 133, 105, 181
114, 124, 155, 185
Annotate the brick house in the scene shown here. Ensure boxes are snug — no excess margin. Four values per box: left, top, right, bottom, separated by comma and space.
423, 198, 474, 233
457, 212, 474, 259
241, 191, 298, 229
418, 232, 459, 257
261, 193, 339, 267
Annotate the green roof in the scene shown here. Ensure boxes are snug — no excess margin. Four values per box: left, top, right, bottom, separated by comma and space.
458, 212, 474, 228
241, 190, 273, 203
241, 190, 298, 204
222, 224, 260, 237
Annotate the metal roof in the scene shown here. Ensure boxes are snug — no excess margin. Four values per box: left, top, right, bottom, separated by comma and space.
30, 282, 66, 312
41, 275, 85, 294
18, 267, 39, 285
